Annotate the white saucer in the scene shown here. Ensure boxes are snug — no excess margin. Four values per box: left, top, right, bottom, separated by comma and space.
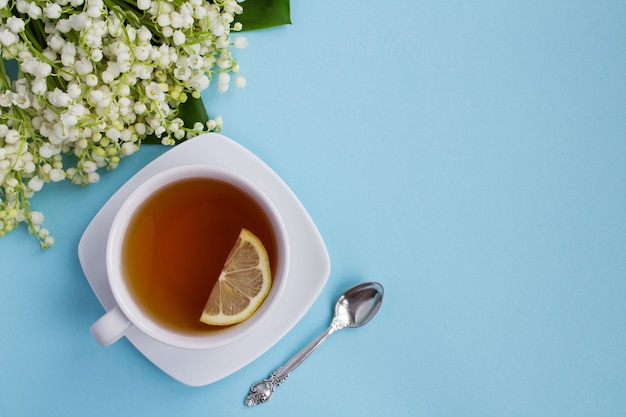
78, 133, 330, 386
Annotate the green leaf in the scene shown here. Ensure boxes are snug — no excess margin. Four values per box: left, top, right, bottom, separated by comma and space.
141, 133, 159, 145
142, 96, 209, 144
178, 95, 210, 129
236, 0, 291, 31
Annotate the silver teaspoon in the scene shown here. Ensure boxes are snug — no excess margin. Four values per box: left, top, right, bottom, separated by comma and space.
245, 281, 384, 406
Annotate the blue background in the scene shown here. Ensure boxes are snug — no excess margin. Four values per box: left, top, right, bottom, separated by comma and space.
1, 1, 625, 416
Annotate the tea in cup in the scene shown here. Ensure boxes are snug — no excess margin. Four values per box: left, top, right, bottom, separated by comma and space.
91, 164, 289, 350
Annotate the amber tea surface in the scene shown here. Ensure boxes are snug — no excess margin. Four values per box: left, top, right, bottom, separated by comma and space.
122, 177, 278, 335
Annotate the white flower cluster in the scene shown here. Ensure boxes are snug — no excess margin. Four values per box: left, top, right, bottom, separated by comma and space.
0, 0, 247, 247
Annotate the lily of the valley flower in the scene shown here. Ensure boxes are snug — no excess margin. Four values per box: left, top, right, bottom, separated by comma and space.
0, 0, 248, 247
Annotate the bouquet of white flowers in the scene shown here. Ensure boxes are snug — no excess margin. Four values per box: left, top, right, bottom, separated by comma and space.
0, 0, 289, 247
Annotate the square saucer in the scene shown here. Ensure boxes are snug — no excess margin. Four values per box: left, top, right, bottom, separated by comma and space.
78, 133, 330, 386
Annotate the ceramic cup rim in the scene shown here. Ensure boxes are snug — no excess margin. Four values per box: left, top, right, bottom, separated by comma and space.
105, 163, 290, 350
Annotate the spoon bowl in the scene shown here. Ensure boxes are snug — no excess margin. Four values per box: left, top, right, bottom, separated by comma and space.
245, 281, 384, 406
335, 282, 384, 328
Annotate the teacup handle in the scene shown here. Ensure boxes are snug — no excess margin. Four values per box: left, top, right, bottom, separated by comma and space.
91, 306, 133, 346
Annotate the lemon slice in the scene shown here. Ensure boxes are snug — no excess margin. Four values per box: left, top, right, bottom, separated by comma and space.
200, 228, 272, 326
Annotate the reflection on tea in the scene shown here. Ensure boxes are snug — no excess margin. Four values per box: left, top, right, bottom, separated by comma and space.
122, 177, 278, 335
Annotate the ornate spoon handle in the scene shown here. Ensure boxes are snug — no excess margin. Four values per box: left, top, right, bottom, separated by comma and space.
245, 317, 347, 406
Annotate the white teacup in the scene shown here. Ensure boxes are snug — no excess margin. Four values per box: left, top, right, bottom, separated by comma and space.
91, 164, 290, 350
